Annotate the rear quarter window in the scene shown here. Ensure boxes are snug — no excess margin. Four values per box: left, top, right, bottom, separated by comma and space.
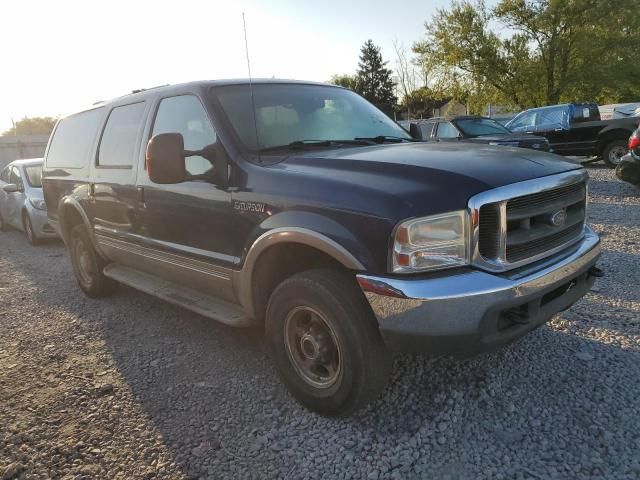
46, 108, 104, 169
97, 102, 146, 168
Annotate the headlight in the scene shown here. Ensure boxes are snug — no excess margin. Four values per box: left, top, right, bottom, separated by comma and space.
29, 198, 47, 211
391, 210, 470, 273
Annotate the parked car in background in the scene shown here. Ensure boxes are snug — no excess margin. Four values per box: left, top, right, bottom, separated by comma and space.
616, 127, 640, 188
403, 116, 551, 152
0, 158, 57, 245
506, 103, 640, 167
43, 80, 601, 416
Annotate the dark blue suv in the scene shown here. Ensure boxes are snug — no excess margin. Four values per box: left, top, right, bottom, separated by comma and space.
43, 80, 601, 416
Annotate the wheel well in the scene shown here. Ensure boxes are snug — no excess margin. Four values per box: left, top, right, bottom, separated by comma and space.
251, 243, 350, 323
598, 130, 631, 153
60, 205, 84, 242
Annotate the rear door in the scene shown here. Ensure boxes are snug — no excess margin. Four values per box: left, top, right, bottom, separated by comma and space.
89, 101, 146, 242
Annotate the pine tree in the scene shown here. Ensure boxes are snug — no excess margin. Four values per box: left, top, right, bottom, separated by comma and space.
355, 40, 397, 116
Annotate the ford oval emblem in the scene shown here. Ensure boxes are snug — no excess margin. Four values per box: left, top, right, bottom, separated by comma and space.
550, 209, 567, 226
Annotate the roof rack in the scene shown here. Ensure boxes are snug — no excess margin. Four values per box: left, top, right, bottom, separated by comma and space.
131, 84, 170, 94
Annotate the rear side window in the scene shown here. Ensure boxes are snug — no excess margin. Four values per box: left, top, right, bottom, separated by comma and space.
46, 108, 104, 169
98, 102, 146, 167
0, 167, 9, 183
435, 122, 459, 139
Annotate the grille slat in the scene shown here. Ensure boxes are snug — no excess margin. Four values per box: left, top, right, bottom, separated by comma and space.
477, 180, 587, 266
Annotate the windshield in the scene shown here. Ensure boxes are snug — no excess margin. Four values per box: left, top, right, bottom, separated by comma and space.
455, 118, 511, 137
24, 165, 42, 188
213, 84, 411, 152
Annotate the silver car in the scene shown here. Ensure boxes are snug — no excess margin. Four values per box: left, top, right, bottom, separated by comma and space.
0, 158, 57, 245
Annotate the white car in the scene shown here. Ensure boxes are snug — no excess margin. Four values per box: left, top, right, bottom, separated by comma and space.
0, 158, 58, 245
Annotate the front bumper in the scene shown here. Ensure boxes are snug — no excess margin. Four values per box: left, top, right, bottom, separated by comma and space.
357, 226, 601, 357
29, 207, 58, 238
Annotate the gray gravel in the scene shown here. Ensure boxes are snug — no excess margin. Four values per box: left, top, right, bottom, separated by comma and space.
1, 167, 639, 480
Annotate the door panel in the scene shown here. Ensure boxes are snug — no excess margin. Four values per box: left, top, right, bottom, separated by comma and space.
89, 102, 146, 243
133, 94, 236, 300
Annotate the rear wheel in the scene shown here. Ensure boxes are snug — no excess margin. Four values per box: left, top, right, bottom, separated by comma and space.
266, 269, 392, 416
602, 139, 628, 168
69, 224, 116, 297
23, 212, 40, 246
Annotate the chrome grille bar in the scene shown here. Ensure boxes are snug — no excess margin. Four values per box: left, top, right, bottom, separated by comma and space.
468, 170, 589, 273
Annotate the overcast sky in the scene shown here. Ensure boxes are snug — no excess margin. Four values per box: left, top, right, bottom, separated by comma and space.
0, 0, 457, 133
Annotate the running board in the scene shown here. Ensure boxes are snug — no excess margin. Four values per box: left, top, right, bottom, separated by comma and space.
103, 264, 253, 327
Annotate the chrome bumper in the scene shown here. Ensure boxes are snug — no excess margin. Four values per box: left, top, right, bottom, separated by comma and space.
357, 226, 601, 356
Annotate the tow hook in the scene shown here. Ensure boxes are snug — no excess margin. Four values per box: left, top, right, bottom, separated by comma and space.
588, 266, 605, 278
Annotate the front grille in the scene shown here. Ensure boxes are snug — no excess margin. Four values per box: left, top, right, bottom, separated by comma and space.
477, 180, 587, 267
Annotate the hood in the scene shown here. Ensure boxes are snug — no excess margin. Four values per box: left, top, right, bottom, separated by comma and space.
463, 133, 549, 144
267, 142, 582, 219
284, 142, 577, 186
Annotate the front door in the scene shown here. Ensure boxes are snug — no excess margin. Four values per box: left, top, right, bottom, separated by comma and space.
134, 94, 236, 300
3, 166, 27, 229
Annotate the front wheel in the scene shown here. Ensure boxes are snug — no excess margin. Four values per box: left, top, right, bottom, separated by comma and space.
69, 224, 116, 297
266, 269, 392, 416
602, 139, 628, 168
23, 213, 40, 246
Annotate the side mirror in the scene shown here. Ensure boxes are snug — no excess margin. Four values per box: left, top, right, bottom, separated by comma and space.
2, 183, 21, 193
409, 123, 422, 140
146, 133, 186, 184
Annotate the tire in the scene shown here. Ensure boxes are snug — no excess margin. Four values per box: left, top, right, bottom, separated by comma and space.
266, 269, 392, 416
69, 224, 116, 298
602, 139, 628, 168
23, 212, 41, 246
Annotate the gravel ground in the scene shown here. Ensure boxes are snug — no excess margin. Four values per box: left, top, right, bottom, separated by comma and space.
1, 167, 639, 480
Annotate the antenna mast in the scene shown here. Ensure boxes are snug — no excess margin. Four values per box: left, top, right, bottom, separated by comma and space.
242, 13, 261, 162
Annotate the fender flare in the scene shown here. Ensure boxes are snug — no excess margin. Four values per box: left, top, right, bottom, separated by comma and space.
234, 227, 366, 317
58, 198, 104, 255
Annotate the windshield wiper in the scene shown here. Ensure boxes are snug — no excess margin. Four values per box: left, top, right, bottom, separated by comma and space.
259, 139, 374, 153
354, 135, 414, 144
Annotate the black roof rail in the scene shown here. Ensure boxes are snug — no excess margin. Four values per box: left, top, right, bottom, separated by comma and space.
131, 84, 170, 94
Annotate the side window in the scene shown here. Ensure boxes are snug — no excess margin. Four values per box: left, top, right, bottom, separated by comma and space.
509, 111, 536, 132
435, 122, 459, 139
152, 95, 217, 177
10, 167, 23, 189
419, 123, 435, 140
0, 167, 9, 183
46, 108, 104, 169
98, 102, 146, 167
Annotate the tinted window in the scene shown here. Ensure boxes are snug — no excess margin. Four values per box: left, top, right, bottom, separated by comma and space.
152, 95, 216, 176
455, 118, 510, 137
214, 84, 410, 152
0, 167, 9, 183
435, 122, 459, 139
24, 165, 43, 188
537, 107, 568, 130
46, 108, 104, 169
98, 102, 146, 167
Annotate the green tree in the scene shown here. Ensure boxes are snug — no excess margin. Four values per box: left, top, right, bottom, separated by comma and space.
355, 40, 397, 115
329, 74, 359, 91
2, 116, 57, 137
415, 0, 640, 110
